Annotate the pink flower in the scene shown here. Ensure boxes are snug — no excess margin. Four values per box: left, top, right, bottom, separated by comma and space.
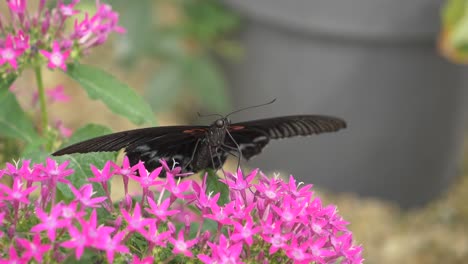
60, 201, 84, 224
100, 231, 129, 263
13, 30, 29, 51
16, 234, 51, 262
0, 35, 22, 70
164, 172, 191, 199
46, 85, 71, 103
89, 161, 114, 183
0, 177, 37, 204
61, 225, 87, 259
112, 156, 139, 195
146, 196, 180, 222
230, 216, 261, 246
40, 41, 71, 70
221, 168, 258, 191
70, 184, 107, 208
55, 120, 73, 138
31, 205, 67, 241
0, 159, 363, 263
121, 203, 155, 234
131, 256, 154, 264
262, 224, 291, 254
58, 0, 80, 17
37, 158, 73, 184
200, 235, 244, 264
7, 0, 26, 14
0, 246, 24, 264
143, 223, 171, 247
129, 164, 163, 189
169, 230, 198, 257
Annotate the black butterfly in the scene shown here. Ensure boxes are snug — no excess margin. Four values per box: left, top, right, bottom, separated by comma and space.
52, 115, 346, 174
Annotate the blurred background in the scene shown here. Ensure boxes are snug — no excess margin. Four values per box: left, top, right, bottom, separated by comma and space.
17, 0, 468, 263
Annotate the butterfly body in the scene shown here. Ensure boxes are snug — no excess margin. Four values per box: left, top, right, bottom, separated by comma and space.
52, 115, 347, 174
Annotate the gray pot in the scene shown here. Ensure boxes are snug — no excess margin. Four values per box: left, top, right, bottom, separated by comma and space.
223, 0, 466, 208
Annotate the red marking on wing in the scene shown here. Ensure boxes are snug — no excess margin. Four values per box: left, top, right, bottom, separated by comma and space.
229, 125, 245, 131
183, 128, 207, 134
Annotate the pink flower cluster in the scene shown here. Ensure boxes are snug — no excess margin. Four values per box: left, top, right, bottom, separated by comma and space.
0, 158, 363, 263
0, 0, 124, 72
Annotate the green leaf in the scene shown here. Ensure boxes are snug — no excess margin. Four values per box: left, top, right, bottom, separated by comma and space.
0, 85, 39, 143
451, 11, 468, 49
52, 125, 116, 200
54, 152, 116, 200
146, 64, 184, 112
186, 57, 230, 113
66, 64, 156, 126
21, 138, 48, 163
442, 0, 467, 29
61, 123, 113, 147
203, 169, 230, 206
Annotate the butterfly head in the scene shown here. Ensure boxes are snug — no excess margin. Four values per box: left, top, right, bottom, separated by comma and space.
214, 118, 230, 129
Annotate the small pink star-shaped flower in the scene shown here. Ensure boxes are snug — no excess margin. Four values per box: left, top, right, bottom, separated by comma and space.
169, 230, 198, 257
46, 85, 71, 103
7, 0, 26, 14
0, 35, 23, 70
58, 0, 80, 17
40, 41, 71, 71
16, 234, 51, 263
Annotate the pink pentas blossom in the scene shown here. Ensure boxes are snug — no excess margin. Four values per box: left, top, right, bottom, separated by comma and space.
164, 172, 191, 199
0, 0, 124, 76
58, 0, 80, 17
13, 30, 29, 51
143, 223, 172, 247
46, 85, 71, 103
55, 120, 73, 138
146, 196, 180, 222
0, 177, 36, 204
112, 156, 139, 195
7, 0, 27, 15
0, 158, 362, 263
40, 41, 71, 70
15, 234, 51, 263
31, 205, 67, 241
36, 157, 73, 184
85, 211, 115, 247
61, 225, 87, 259
169, 229, 198, 257
100, 231, 129, 263
121, 203, 155, 234
0, 35, 22, 70
230, 216, 261, 246
89, 161, 114, 183
70, 183, 107, 208
129, 164, 163, 189
131, 256, 154, 264
0, 246, 23, 264
60, 201, 85, 224
221, 167, 258, 191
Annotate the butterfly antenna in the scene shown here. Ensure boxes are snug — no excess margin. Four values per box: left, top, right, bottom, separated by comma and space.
197, 112, 223, 119
225, 98, 277, 119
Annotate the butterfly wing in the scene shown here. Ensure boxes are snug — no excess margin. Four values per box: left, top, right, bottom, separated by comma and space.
225, 115, 347, 160
52, 126, 209, 171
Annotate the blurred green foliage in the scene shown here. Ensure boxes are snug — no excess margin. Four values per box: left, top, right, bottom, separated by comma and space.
111, 0, 241, 115
440, 0, 468, 63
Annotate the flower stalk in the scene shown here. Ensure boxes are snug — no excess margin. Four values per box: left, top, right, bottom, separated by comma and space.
34, 65, 48, 136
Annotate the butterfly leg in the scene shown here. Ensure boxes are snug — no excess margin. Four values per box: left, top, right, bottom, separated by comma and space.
208, 146, 227, 178
222, 144, 242, 170
183, 138, 201, 172
225, 130, 243, 171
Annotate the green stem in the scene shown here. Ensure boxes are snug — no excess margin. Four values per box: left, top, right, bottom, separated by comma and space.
34, 66, 48, 135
